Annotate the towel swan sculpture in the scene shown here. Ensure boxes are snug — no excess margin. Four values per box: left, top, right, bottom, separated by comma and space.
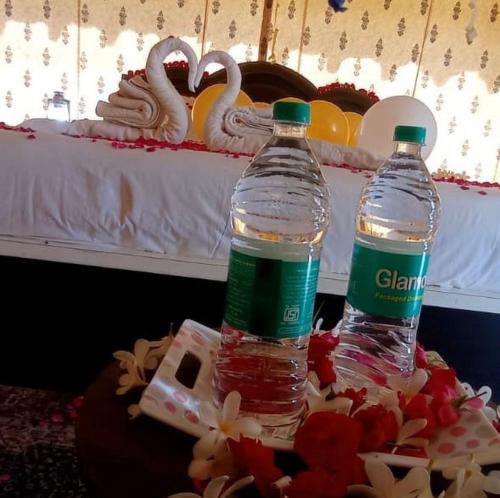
68, 37, 198, 144
193, 50, 382, 170
193, 50, 271, 154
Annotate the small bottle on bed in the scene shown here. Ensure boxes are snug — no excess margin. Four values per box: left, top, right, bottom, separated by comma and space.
335, 125, 441, 390
214, 101, 330, 437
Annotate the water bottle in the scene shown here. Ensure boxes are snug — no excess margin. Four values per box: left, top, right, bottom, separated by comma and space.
214, 101, 330, 436
335, 125, 441, 389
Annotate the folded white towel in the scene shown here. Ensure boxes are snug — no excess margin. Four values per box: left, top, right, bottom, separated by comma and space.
223, 106, 273, 137
215, 104, 382, 170
68, 37, 198, 144
196, 51, 382, 171
96, 76, 165, 129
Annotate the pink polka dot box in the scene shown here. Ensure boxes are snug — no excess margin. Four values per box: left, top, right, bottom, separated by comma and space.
139, 320, 500, 470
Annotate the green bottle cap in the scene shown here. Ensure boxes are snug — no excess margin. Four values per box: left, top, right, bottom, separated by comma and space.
393, 125, 426, 144
273, 101, 311, 125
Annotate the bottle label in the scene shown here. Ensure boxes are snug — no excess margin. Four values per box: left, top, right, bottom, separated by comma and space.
224, 249, 320, 339
346, 243, 429, 319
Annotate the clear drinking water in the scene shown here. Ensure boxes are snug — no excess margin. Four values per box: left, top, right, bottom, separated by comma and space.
213, 102, 330, 436
335, 125, 441, 389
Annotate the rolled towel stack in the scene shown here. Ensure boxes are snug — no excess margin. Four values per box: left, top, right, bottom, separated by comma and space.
96, 76, 165, 129
223, 106, 273, 137
67, 36, 198, 144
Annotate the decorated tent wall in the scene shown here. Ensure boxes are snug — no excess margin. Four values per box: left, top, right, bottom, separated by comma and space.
0, 0, 499, 181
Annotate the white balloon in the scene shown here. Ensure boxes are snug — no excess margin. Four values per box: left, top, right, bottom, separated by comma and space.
358, 96, 437, 160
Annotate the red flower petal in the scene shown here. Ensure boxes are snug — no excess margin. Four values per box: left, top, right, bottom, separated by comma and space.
423, 367, 458, 402
295, 412, 365, 484
308, 332, 339, 387
430, 398, 460, 427
404, 393, 436, 439
415, 343, 428, 368
308, 332, 339, 364
354, 405, 399, 452
336, 387, 367, 414
314, 356, 337, 388
286, 468, 347, 498
229, 437, 283, 498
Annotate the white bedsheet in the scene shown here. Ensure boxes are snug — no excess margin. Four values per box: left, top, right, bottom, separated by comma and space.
1, 125, 499, 296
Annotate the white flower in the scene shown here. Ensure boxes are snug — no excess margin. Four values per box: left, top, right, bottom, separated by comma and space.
443, 467, 486, 498
306, 372, 353, 416
484, 404, 500, 423
188, 442, 233, 480
390, 407, 429, 453
127, 403, 142, 420
379, 390, 400, 410
440, 460, 500, 498
273, 476, 292, 498
387, 369, 428, 400
348, 459, 431, 498
143, 334, 173, 370
114, 353, 148, 395
313, 317, 324, 331
169, 475, 254, 498
113, 335, 172, 395
192, 392, 262, 465
441, 457, 484, 482
484, 471, 500, 495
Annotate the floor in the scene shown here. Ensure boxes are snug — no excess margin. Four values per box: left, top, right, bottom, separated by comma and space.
0, 384, 87, 497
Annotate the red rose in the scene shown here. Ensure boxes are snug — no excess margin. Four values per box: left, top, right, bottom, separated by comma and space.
354, 405, 398, 452
404, 393, 436, 439
228, 437, 283, 498
286, 468, 347, 498
423, 368, 458, 402
430, 398, 460, 427
294, 412, 365, 485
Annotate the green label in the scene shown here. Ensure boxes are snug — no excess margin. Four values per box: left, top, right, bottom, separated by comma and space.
224, 249, 320, 339
346, 243, 429, 319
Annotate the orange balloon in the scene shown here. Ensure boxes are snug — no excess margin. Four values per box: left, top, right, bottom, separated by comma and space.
253, 101, 272, 109
345, 112, 363, 146
308, 100, 349, 145
191, 84, 254, 139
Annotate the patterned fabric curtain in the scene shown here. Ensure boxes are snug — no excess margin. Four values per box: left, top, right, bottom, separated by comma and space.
0, 0, 499, 181
268, 0, 500, 182
0, 0, 263, 123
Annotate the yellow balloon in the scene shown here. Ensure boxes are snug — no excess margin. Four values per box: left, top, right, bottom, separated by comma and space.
308, 100, 349, 145
254, 101, 272, 109
191, 84, 254, 139
276, 97, 307, 104
345, 112, 363, 146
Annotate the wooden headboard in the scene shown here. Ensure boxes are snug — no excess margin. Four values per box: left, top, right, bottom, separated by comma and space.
128, 61, 377, 115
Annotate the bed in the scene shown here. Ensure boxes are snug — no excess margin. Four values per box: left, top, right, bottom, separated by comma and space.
0, 119, 499, 314
1, 60, 499, 315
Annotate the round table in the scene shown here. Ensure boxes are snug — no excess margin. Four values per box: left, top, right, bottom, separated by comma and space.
77, 362, 197, 498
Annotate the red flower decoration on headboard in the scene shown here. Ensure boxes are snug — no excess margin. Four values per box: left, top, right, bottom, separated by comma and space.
318, 81, 380, 104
